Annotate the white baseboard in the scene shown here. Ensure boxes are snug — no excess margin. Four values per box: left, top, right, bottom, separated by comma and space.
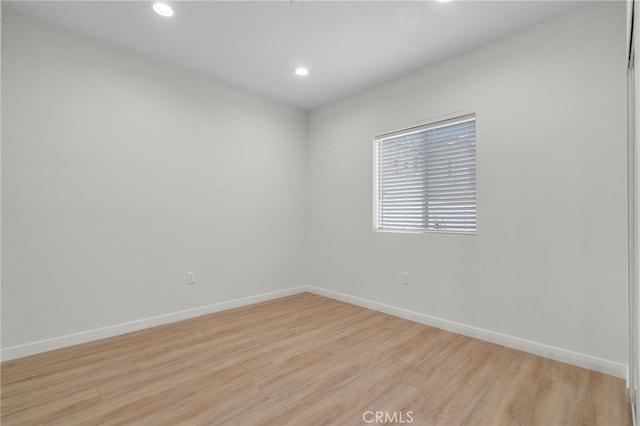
0, 286, 307, 362
306, 285, 628, 379
1, 284, 628, 380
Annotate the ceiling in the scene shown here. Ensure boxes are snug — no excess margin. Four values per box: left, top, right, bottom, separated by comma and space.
5, 0, 590, 110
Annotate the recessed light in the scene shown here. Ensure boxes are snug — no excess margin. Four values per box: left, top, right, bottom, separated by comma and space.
153, 2, 174, 17
437, 0, 451, 2
295, 67, 309, 77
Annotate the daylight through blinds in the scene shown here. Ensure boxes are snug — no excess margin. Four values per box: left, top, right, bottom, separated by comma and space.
376, 115, 476, 233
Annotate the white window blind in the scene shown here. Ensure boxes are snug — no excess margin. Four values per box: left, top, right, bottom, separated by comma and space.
375, 114, 476, 233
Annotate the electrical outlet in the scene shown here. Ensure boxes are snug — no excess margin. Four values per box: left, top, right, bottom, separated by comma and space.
402, 272, 410, 286
187, 271, 196, 285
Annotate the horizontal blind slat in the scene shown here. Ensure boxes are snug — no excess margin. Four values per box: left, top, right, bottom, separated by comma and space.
376, 115, 476, 233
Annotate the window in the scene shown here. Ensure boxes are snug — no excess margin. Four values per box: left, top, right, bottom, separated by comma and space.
374, 114, 476, 233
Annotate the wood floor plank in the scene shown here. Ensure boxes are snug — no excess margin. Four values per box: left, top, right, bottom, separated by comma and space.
341, 382, 424, 426
402, 334, 486, 396
252, 324, 399, 398
259, 358, 413, 426
155, 384, 268, 426
235, 364, 362, 425
0, 292, 630, 425
269, 313, 392, 367
1, 361, 137, 417
239, 328, 410, 424
581, 370, 632, 426
414, 342, 512, 425
1, 386, 102, 424
521, 377, 587, 426
460, 351, 551, 426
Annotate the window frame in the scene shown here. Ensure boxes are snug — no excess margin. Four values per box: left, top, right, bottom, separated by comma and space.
373, 112, 477, 235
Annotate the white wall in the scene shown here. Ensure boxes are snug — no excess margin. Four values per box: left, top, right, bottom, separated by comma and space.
306, 2, 628, 372
635, 0, 640, 407
1, 2, 630, 376
1, 2, 4, 357
629, 0, 639, 410
1, 11, 307, 352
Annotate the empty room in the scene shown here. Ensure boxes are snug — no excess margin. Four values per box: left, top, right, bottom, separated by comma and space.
2, 0, 639, 425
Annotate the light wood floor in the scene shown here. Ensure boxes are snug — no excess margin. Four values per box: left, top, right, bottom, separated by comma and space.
1, 292, 631, 425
